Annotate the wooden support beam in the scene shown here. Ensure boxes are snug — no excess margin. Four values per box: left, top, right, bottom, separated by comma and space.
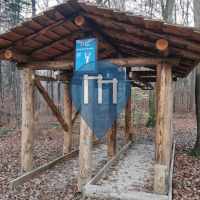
21, 69, 35, 174
17, 61, 74, 70
11, 140, 99, 189
125, 93, 132, 144
107, 121, 117, 162
33, 74, 56, 81
55, 74, 71, 81
78, 117, 93, 192
78, 79, 94, 192
63, 84, 72, 155
5, 50, 39, 62
156, 39, 169, 57
17, 57, 180, 70
35, 80, 69, 132
72, 105, 80, 125
80, 12, 200, 51
129, 71, 154, 89
140, 77, 177, 82
154, 62, 173, 195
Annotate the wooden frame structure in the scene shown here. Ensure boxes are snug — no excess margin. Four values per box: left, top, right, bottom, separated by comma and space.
1, 0, 200, 195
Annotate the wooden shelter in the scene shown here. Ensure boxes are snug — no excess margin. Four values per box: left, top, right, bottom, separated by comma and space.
1, 0, 200, 196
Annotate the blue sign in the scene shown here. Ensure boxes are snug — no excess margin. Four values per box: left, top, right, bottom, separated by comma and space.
74, 36, 98, 73
70, 61, 131, 140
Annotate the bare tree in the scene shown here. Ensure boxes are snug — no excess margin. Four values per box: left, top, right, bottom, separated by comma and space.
189, 0, 200, 157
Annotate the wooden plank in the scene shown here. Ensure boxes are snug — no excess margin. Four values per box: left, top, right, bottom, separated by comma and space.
83, 141, 132, 197
163, 23, 193, 38
168, 140, 176, 200
11, 139, 99, 189
21, 69, 35, 174
63, 84, 72, 155
35, 80, 69, 132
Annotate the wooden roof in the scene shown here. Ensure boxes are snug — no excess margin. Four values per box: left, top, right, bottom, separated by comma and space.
0, 0, 200, 79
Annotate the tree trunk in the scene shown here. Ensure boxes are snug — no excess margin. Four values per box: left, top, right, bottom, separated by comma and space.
189, 0, 200, 157
164, 0, 175, 21
31, 0, 36, 16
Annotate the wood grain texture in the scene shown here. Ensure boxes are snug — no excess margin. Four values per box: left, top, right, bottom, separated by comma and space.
155, 62, 173, 171
63, 84, 72, 154
21, 68, 35, 174
35, 80, 69, 132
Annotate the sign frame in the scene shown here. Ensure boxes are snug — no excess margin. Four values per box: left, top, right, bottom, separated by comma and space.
73, 36, 98, 74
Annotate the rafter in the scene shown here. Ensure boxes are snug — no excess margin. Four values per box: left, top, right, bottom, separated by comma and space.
80, 12, 200, 52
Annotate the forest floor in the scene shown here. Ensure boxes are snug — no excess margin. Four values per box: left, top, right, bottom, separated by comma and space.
0, 114, 199, 200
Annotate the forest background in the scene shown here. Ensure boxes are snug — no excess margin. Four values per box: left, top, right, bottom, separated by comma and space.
0, 0, 198, 151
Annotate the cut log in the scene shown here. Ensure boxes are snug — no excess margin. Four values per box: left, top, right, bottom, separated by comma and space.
74, 15, 92, 32
63, 84, 72, 155
21, 68, 35, 174
35, 80, 69, 132
75, 15, 85, 25
5, 50, 39, 62
17, 57, 180, 70
156, 39, 169, 57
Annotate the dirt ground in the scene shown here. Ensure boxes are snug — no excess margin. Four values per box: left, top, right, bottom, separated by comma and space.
0, 115, 199, 200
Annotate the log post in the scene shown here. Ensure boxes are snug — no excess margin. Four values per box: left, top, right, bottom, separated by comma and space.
21, 68, 35, 174
63, 84, 72, 155
125, 93, 132, 144
107, 120, 117, 162
78, 79, 94, 192
154, 62, 173, 195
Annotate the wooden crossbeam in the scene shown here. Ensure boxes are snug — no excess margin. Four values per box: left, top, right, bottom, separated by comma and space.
35, 80, 69, 132
129, 71, 154, 89
80, 12, 200, 51
101, 28, 200, 60
33, 75, 56, 81
17, 57, 180, 70
140, 77, 177, 82
5, 50, 40, 62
